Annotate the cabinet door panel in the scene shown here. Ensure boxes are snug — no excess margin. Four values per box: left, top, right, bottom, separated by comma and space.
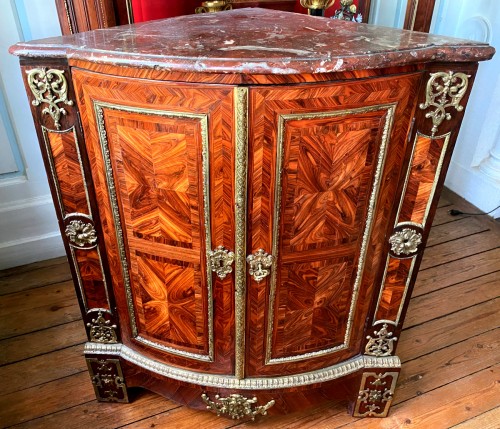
247, 74, 420, 376
73, 69, 235, 373
105, 111, 208, 354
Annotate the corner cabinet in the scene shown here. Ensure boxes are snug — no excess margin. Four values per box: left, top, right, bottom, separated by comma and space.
11, 8, 493, 421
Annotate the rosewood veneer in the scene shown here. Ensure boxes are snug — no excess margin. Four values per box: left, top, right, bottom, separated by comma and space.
10, 8, 494, 421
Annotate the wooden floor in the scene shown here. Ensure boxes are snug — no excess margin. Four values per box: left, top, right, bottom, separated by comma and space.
1, 188, 499, 429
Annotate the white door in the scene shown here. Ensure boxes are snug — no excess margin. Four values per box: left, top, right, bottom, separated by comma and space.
0, 0, 64, 269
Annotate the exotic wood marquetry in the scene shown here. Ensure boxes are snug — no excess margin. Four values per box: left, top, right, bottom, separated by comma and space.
397, 132, 451, 226
246, 74, 420, 376
374, 130, 451, 327
12, 7, 493, 420
72, 68, 236, 371
374, 257, 415, 323
41, 127, 89, 215
40, 117, 110, 315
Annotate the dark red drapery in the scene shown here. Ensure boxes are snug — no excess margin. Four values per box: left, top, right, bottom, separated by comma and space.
130, 0, 364, 22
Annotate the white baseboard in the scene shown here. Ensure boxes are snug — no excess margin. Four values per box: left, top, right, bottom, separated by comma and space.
445, 160, 500, 218
0, 194, 65, 269
0, 231, 65, 270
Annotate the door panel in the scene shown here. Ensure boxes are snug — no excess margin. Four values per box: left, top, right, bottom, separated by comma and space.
103, 109, 209, 355
247, 74, 421, 376
73, 69, 235, 373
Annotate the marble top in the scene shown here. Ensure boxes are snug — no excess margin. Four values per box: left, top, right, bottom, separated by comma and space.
10, 8, 495, 75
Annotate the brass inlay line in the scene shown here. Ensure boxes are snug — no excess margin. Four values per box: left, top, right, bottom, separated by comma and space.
70, 247, 88, 310
41, 126, 67, 216
135, 335, 212, 362
85, 342, 401, 389
125, 0, 134, 23
408, 0, 420, 31
266, 103, 396, 364
394, 131, 451, 228
62, 0, 74, 33
375, 132, 451, 325
41, 126, 110, 311
234, 87, 249, 379
421, 132, 451, 227
373, 256, 417, 326
93, 101, 214, 362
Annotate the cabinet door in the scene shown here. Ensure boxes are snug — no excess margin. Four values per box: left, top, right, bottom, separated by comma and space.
73, 69, 235, 374
246, 74, 421, 376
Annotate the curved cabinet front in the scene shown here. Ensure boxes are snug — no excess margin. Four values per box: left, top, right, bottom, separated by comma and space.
246, 74, 421, 376
13, 6, 490, 419
73, 69, 237, 374
29, 63, 477, 417
73, 67, 421, 379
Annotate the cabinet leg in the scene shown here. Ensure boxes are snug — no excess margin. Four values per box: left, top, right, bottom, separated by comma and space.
350, 370, 399, 417
86, 355, 129, 403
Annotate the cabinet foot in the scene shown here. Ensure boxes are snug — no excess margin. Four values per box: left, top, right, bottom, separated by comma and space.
86, 355, 129, 403
351, 370, 399, 417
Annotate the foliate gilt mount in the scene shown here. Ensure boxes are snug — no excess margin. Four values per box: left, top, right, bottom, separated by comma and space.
201, 393, 275, 420
208, 246, 235, 280
365, 323, 398, 357
87, 310, 118, 343
246, 249, 274, 282
65, 219, 98, 248
419, 71, 470, 137
26, 68, 74, 130
389, 228, 422, 256
354, 372, 398, 417
87, 358, 128, 402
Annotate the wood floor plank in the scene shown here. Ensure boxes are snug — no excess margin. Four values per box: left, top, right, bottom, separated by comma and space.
0, 281, 76, 316
9, 391, 179, 429
118, 404, 234, 429
0, 282, 81, 340
0, 260, 72, 296
431, 207, 468, 227
0, 372, 95, 428
425, 216, 489, 247
0, 301, 81, 340
398, 299, 499, 362
403, 272, 499, 329
0, 320, 86, 366
2, 345, 86, 395
437, 195, 452, 208
335, 366, 499, 429
414, 247, 500, 297
396, 329, 499, 403
0, 257, 67, 280
277, 332, 500, 429
451, 407, 500, 429
442, 188, 500, 233
419, 230, 499, 270
233, 403, 347, 429
1, 189, 498, 428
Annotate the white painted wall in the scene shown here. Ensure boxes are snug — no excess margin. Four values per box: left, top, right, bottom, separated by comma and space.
0, 0, 64, 269
368, 0, 408, 28
370, 0, 500, 218
432, 0, 500, 218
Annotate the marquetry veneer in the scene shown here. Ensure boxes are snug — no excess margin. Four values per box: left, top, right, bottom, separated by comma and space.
10, 8, 494, 422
